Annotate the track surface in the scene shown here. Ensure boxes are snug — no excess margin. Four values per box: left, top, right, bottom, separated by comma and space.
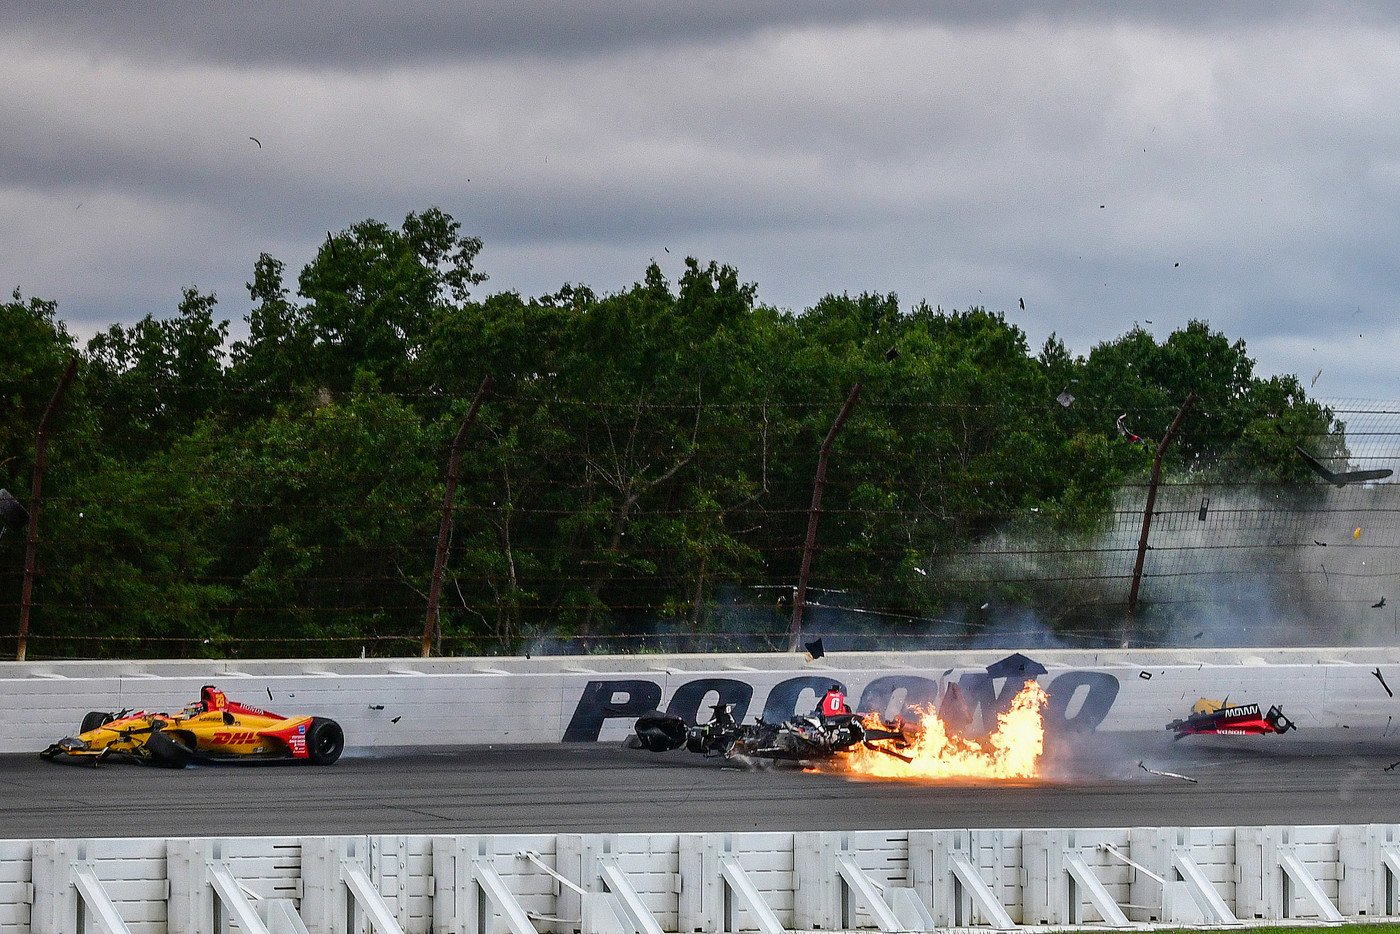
2, 741, 1398, 839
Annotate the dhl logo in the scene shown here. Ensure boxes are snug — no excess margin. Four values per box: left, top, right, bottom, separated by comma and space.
212, 731, 261, 745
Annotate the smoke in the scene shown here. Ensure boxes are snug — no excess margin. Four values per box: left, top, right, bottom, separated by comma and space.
1124, 482, 1399, 647
511, 474, 1400, 655
942, 480, 1400, 649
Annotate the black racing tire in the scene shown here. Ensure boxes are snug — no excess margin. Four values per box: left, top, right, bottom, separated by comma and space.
146, 730, 194, 769
306, 717, 344, 765
80, 711, 114, 734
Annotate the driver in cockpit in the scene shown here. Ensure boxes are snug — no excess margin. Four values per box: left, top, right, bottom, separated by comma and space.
819, 684, 851, 719
181, 685, 229, 719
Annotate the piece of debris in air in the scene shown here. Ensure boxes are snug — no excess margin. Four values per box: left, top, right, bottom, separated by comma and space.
1139, 761, 1197, 783
1295, 445, 1394, 486
1193, 631, 1204, 640
1314, 540, 1327, 547
1375, 668, 1394, 698
1116, 413, 1145, 444
369, 704, 385, 711
1356, 527, 1364, 540
1312, 368, 1323, 387
1056, 389, 1075, 408
804, 638, 825, 660
391, 716, 402, 724
0, 489, 29, 537
986, 653, 1048, 678
1375, 597, 1388, 609
1139, 671, 1152, 680
1198, 497, 1210, 521
1385, 760, 1400, 773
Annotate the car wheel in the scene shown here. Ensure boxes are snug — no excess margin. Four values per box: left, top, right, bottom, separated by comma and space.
80, 711, 114, 734
306, 718, 344, 765
146, 730, 193, 769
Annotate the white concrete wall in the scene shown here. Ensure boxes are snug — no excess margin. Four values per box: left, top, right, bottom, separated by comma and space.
5, 825, 1400, 933
1, 647, 1398, 754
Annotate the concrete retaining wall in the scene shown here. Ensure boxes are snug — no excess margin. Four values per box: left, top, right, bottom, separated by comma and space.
1, 647, 1397, 754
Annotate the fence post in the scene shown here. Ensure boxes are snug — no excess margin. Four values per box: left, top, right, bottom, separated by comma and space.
423, 374, 492, 658
17, 355, 77, 661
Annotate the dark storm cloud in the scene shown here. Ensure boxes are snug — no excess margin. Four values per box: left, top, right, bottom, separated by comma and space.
10, 1, 1395, 67
7, 2, 1400, 402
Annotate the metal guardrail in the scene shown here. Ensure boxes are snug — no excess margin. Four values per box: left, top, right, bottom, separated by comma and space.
6, 824, 1400, 933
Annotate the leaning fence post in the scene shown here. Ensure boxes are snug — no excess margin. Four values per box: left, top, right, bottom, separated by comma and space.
1122, 391, 1195, 647
422, 374, 492, 658
17, 355, 77, 662
788, 383, 862, 653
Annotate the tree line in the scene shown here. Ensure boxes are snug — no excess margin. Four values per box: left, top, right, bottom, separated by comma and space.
0, 208, 1346, 658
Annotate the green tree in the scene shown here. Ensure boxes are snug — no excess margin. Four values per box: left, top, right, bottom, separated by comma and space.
0, 290, 77, 485
85, 287, 229, 456
297, 208, 486, 394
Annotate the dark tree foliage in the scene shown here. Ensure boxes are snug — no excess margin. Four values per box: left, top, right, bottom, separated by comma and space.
0, 209, 1351, 658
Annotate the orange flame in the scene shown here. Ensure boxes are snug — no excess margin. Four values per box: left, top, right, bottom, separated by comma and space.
838, 680, 1050, 780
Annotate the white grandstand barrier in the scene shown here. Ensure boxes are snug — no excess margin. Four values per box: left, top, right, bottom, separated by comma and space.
3, 648, 1400, 754
9, 826, 1400, 933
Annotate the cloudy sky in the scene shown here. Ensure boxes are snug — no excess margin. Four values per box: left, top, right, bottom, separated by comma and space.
6, 3, 1400, 399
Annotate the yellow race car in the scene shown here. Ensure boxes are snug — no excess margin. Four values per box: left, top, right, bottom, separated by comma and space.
40, 685, 344, 768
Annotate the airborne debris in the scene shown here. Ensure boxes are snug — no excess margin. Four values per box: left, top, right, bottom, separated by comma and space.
1295, 446, 1394, 487
986, 652, 1047, 678
249, 136, 262, 148
1374, 668, 1394, 698
1019, 297, 1025, 310
0, 489, 29, 533
804, 638, 825, 660
1198, 497, 1210, 521
1375, 597, 1388, 609
1116, 414, 1145, 444
1056, 390, 1075, 408
1314, 540, 1327, 547
1139, 761, 1197, 783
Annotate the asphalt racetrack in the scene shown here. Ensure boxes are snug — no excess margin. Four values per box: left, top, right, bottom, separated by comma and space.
2, 737, 1398, 839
